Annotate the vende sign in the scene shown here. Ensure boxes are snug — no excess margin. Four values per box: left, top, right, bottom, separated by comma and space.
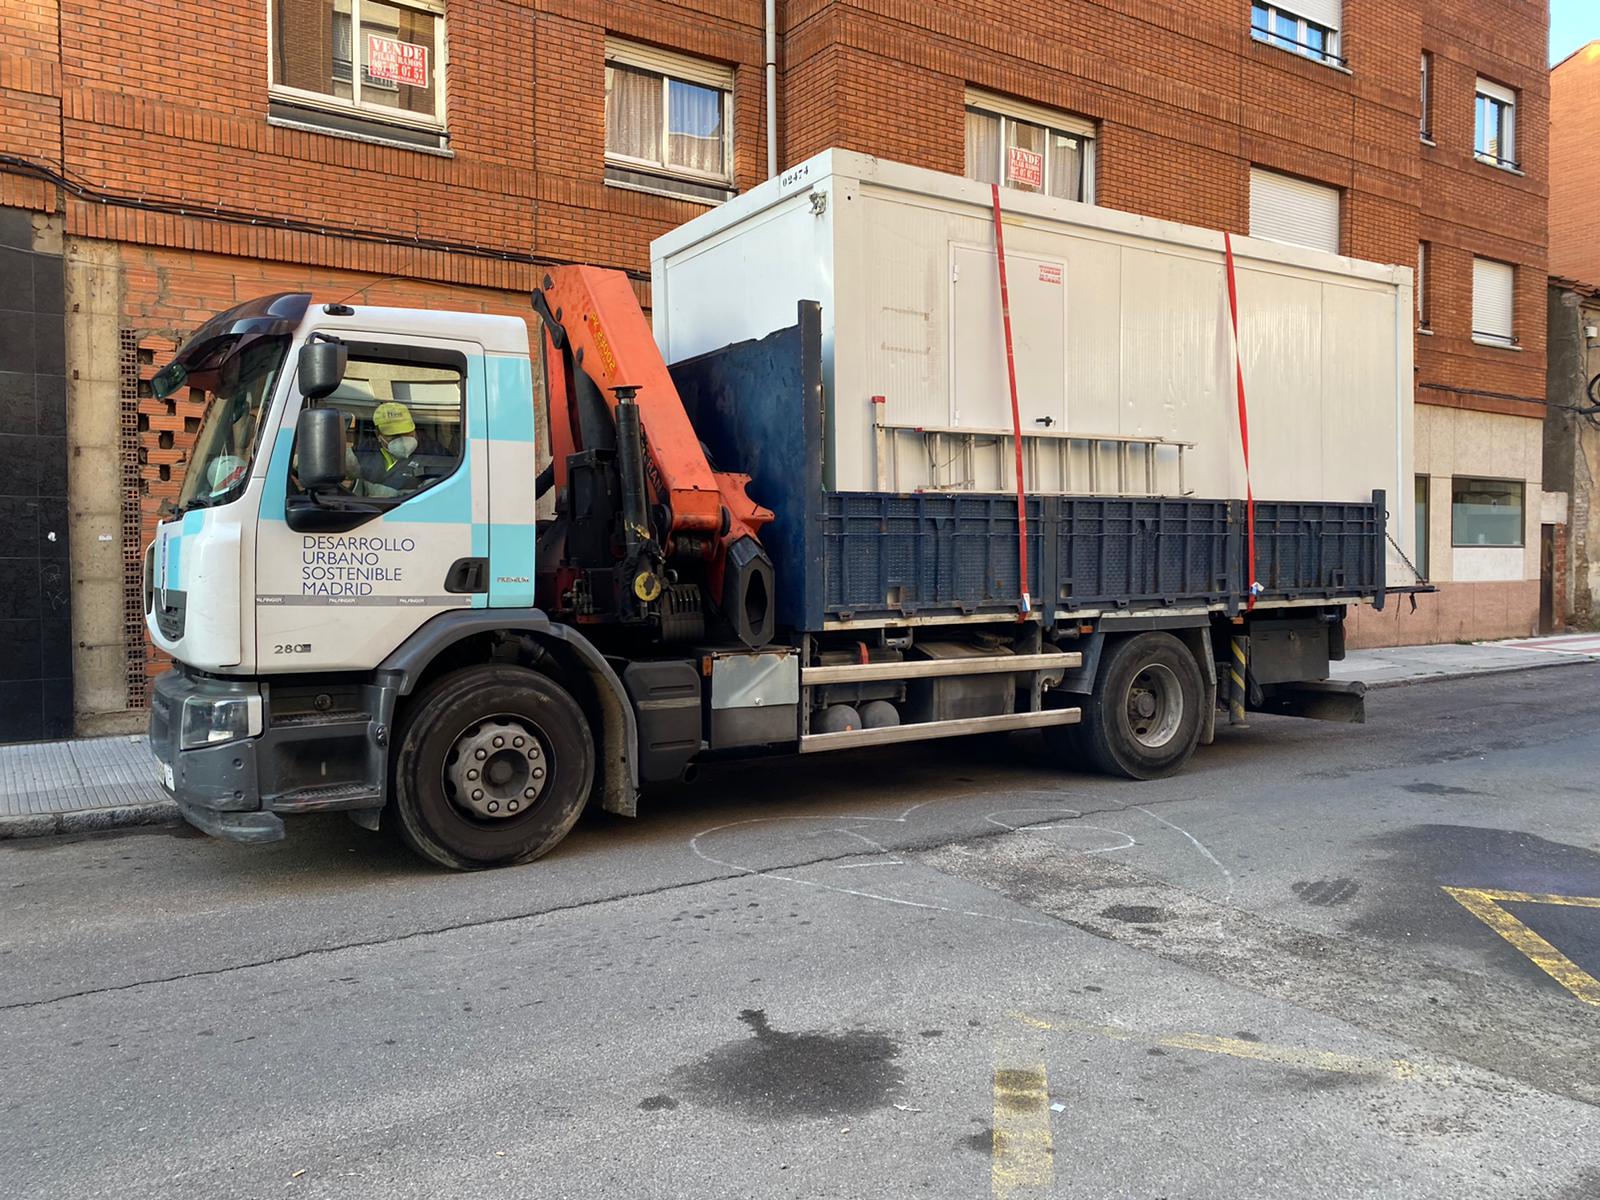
1007, 146, 1043, 189
367, 35, 429, 87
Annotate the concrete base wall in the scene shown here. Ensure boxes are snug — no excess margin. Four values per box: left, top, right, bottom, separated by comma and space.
1347, 580, 1541, 648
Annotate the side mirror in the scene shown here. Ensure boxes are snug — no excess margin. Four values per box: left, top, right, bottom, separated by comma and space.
296, 406, 345, 492
297, 338, 347, 400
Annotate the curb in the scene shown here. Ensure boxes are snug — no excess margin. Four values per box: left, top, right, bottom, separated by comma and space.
0, 799, 180, 841
1351, 655, 1595, 691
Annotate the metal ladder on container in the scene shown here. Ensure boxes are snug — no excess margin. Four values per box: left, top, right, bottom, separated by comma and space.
873, 412, 1195, 497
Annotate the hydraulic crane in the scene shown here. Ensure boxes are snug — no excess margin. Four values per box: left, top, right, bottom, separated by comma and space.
532, 266, 776, 648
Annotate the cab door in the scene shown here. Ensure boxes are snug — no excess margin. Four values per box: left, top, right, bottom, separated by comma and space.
254, 334, 489, 671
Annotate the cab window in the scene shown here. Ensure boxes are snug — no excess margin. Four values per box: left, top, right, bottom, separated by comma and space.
305, 344, 466, 502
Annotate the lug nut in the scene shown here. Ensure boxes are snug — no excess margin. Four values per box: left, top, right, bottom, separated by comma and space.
532, 767, 544, 780
472, 789, 484, 802
508, 800, 520, 812
524, 787, 537, 799
475, 748, 487, 760
488, 801, 500, 813
467, 769, 479, 781
493, 736, 505, 748
513, 736, 525, 748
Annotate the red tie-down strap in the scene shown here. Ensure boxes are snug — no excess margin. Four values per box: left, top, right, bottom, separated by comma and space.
1223, 232, 1258, 610
990, 185, 1032, 616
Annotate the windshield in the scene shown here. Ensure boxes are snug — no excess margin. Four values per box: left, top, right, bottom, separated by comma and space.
167, 334, 290, 513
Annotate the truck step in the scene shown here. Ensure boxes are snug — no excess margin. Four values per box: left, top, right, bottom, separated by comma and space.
270, 783, 385, 814
799, 707, 1080, 753
801, 651, 1081, 686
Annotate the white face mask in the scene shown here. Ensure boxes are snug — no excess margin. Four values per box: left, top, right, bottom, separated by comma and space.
384, 435, 417, 460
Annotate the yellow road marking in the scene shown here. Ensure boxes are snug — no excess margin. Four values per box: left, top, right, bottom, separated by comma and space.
991, 1065, 1053, 1199
1442, 886, 1600, 1006
1012, 1013, 1428, 1081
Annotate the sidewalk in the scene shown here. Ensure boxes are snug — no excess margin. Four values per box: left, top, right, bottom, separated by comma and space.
1, 636, 1595, 841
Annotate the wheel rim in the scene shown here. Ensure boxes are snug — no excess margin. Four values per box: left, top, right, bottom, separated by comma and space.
442, 715, 549, 821
1126, 664, 1183, 749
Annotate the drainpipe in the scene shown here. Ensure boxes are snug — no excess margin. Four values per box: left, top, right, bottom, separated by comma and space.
765, 0, 778, 178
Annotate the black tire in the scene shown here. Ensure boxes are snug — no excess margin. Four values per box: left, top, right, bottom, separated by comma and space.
1077, 633, 1204, 780
392, 664, 595, 870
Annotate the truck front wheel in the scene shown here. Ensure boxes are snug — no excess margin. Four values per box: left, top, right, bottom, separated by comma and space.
1076, 633, 1203, 780
392, 664, 595, 870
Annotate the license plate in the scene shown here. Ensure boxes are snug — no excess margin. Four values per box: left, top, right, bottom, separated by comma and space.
161, 762, 175, 792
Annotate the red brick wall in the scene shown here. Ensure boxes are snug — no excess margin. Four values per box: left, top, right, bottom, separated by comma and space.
778, 0, 1548, 420
1551, 43, 1600, 286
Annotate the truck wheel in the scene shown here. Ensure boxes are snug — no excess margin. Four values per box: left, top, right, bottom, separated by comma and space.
1079, 633, 1203, 780
392, 664, 595, 870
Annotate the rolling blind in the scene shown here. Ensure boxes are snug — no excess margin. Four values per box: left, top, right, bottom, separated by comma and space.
1249, 169, 1341, 254
1472, 258, 1515, 342
1292, 0, 1342, 31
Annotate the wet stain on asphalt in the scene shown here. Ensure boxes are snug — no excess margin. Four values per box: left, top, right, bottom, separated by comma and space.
1292, 878, 1360, 907
671, 1009, 902, 1119
962, 1126, 995, 1154
638, 1095, 679, 1111
1401, 782, 1484, 797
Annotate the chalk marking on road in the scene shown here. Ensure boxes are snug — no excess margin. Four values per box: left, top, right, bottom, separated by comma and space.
1120, 801, 1234, 893
688, 806, 1059, 929
991, 1065, 1054, 1199
986, 808, 1139, 855
1442, 886, 1600, 1006
1012, 1013, 1433, 1082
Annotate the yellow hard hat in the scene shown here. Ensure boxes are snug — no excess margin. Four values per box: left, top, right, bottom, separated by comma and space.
373, 401, 415, 436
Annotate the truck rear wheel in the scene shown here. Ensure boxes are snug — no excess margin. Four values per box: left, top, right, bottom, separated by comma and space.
1077, 633, 1203, 780
392, 664, 595, 870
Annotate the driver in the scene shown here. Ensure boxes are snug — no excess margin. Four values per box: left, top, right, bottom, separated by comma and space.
351, 401, 425, 499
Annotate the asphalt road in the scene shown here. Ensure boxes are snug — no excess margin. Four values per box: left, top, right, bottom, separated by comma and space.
3, 667, 1600, 1199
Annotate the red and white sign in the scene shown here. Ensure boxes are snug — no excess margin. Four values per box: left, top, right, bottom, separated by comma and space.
1006, 146, 1043, 189
1038, 263, 1062, 285
367, 34, 429, 87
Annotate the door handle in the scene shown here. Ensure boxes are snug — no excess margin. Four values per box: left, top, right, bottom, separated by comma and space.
444, 557, 489, 594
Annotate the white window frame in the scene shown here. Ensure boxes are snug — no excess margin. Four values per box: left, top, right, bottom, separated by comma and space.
267, 0, 448, 133
1471, 256, 1517, 348
1250, 2, 1343, 68
1417, 241, 1430, 330
1474, 77, 1518, 170
604, 40, 735, 189
1420, 52, 1433, 142
963, 89, 1097, 206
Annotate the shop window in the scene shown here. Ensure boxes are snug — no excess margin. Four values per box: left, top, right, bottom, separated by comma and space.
1451, 477, 1524, 548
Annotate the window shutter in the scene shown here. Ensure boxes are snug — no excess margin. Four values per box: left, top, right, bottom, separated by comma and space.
1249, 169, 1341, 254
1472, 258, 1515, 341
1292, 0, 1341, 31
1476, 77, 1516, 106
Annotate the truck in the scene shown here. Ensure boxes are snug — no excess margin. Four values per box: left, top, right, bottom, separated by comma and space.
144, 150, 1414, 870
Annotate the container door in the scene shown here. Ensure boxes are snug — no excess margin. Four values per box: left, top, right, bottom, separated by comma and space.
950, 244, 1067, 431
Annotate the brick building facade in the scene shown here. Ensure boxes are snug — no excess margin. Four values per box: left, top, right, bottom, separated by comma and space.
0, 0, 1552, 737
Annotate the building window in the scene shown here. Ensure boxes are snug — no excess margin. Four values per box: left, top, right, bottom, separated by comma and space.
1250, 2, 1342, 67
1414, 475, 1430, 578
1249, 168, 1341, 254
1452, 477, 1524, 548
1475, 78, 1518, 169
1472, 257, 1516, 347
268, 0, 446, 148
1420, 52, 1433, 141
1417, 242, 1430, 329
964, 91, 1096, 205
604, 40, 734, 203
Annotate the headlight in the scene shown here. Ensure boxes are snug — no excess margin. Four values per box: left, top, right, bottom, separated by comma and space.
180, 692, 263, 750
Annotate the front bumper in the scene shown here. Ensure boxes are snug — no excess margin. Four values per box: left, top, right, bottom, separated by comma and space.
150, 667, 394, 845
